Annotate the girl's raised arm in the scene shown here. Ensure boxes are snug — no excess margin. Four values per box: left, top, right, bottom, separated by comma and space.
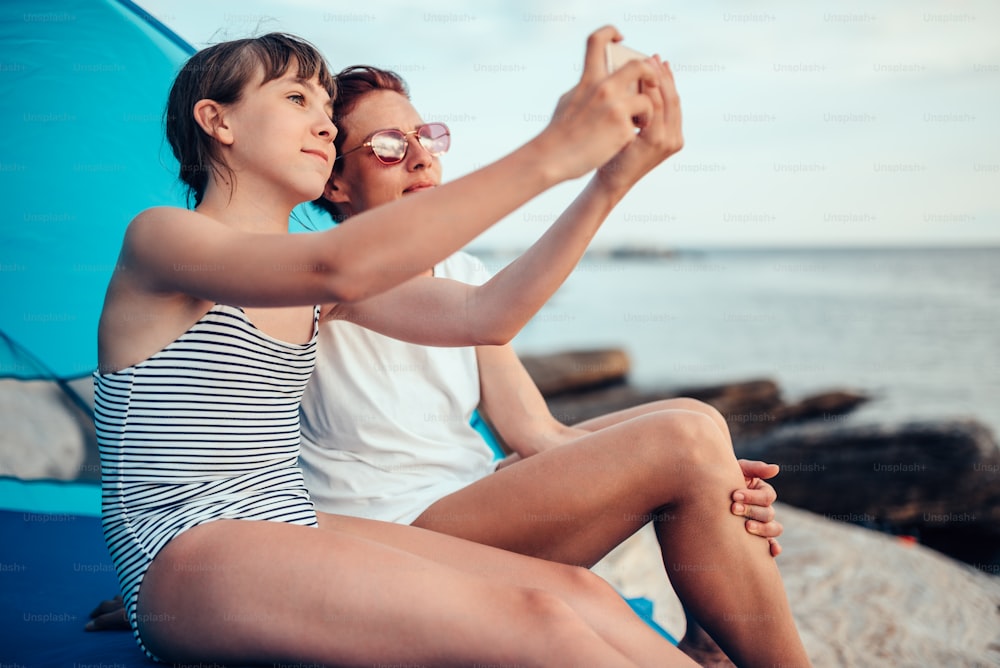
121, 27, 659, 309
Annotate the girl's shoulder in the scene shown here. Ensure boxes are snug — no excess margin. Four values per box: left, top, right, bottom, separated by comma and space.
123, 206, 218, 250
129, 205, 212, 229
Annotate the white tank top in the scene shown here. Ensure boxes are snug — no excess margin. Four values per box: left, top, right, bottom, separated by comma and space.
299, 252, 497, 523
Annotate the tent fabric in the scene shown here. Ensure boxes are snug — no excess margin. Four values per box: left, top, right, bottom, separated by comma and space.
0, 0, 332, 382
0, 504, 157, 666
0, 0, 195, 381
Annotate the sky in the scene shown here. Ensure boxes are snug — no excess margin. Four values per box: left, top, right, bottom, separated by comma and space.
136, 0, 999, 251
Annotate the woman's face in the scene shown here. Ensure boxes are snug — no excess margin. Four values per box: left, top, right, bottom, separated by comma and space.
323, 89, 443, 217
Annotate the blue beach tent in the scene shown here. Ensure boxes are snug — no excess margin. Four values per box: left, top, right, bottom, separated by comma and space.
0, 0, 330, 384
1, 1, 192, 663
0, 2, 675, 663
0, 0, 193, 382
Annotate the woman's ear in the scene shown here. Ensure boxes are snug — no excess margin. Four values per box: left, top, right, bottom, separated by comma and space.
322, 176, 356, 220
323, 176, 352, 207
192, 99, 234, 145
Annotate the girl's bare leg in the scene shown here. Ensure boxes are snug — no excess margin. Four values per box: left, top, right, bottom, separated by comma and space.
319, 512, 696, 667
136, 517, 692, 667
414, 408, 811, 668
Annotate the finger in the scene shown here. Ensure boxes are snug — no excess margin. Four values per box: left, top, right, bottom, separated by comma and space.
738, 458, 780, 480
660, 61, 683, 133
769, 538, 783, 558
738, 458, 781, 480
610, 59, 658, 128
655, 57, 674, 106
635, 56, 667, 139
733, 482, 778, 508
612, 57, 660, 94
85, 608, 130, 632
89, 595, 123, 618
661, 60, 680, 98
732, 500, 776, 525
746, 518, 784, 539
581, 25, 624, 84
495, 453, 521, 470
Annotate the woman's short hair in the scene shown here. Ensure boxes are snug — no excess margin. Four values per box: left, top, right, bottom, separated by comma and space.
314, 65, 409, 222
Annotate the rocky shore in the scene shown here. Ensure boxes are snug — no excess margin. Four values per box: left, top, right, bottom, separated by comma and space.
526, 348, 1000, 665
520, 348, 1000, 572
594, 505, 1000, 667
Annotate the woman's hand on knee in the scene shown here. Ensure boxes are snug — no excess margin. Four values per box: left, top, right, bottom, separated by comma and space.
732, 459, 783, 557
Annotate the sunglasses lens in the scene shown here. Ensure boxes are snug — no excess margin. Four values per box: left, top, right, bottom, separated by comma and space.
418, 123, 450, 155
370, 130, 407, 163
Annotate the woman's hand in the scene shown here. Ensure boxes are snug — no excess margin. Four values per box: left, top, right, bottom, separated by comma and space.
732, 459, 784, 557
537, 26, 660, 181
595, 53, 684, 196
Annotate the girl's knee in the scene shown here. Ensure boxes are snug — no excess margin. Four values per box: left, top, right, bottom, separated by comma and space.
508, 565, 622, 624
560, 563, 620, 602
511, 586, 583, 631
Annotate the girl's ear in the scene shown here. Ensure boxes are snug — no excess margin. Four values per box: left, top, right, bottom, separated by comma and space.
192, 99, 234, 145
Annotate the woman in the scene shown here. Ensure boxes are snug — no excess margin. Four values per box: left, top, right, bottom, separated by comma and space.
297, 65, 810, 667
96, 27, 701, 666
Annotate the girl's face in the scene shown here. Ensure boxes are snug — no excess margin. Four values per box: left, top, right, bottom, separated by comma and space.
222, 67, 336, 204
323, 89, 443, 217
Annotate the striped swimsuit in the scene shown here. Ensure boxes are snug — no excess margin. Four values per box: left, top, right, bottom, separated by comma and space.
95, 304, 321, 660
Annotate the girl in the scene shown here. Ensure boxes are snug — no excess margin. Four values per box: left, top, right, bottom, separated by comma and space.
96, 28, 695, 666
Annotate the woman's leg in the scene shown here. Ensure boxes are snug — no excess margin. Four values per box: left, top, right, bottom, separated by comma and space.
136, 517, 693, 667
413, 408, 811, 668
576, 398, 759, 664
573, 397, 733, 442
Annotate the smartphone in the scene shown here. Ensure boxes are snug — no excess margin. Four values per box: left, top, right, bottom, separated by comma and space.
606, 42, 649, 96
606, 42, 649, 74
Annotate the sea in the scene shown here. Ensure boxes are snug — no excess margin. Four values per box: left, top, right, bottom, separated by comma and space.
496, 246, 1000, 437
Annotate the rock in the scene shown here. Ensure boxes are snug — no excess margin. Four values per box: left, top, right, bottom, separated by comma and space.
518, 348, 630, 397
591, 523, 686, 640
0, 378, 88, 480
734, 418, 1000, 540
538, 377, 785, 428
538, 369, 867, 440
592, 504, 1000, 667
544, 384, 683, 425
774, 389, 869, 424
523, 349, 994, 568
775, 503, 1000, 666
676, 379, 784, 438
66, 375, 100, 481
673, 378, 782, 409
665, 382, 869, 438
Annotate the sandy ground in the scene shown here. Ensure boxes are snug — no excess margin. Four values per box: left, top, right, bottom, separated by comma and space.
593, 503, 1000, 667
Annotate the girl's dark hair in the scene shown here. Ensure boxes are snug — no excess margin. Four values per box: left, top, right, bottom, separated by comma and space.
166, 33, 336, 207
313, 65, 409, 222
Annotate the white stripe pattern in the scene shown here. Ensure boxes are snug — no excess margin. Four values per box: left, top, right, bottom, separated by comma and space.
95, 304, 320, 661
